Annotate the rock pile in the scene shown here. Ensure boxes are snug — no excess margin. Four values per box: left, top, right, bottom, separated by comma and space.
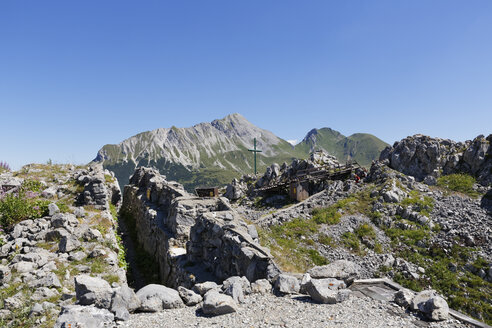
380, 134, 492, 186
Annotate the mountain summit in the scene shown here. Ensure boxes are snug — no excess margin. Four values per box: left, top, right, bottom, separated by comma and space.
94, 114, 387, 190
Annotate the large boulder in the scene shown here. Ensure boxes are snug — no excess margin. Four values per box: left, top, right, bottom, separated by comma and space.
421, 296, 449, 321
54, 305, 114, 328
251, 279, 272, 294
59, 235, 81, 253
274, 274, 300, 294
178, 286, 202, 306
304, 278, 348, 304
74, 275, 113, 309
394, 289, 414, 308
202, 290, 237, 316
136, 284, 184, 312
110, 285, 141, 321
307, 260, 359, 283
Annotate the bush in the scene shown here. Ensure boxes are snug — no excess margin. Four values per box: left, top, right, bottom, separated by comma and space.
355, 223, 376, 239
0, 161, 10, 172
437, 174, 479, 197
0, 192, 49, 228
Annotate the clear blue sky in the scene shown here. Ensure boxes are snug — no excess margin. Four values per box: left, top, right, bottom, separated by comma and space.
1, 1, 491, 170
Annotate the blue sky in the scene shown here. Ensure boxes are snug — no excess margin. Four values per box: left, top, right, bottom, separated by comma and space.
1, 1, 491, 170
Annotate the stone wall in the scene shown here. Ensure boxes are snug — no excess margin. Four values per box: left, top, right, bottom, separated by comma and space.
121, 167, 279, 288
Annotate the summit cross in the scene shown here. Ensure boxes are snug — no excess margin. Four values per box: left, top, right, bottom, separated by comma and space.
248, 138, 262, 175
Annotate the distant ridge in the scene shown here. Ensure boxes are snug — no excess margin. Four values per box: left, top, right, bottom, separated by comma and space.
94, 114, 388, 190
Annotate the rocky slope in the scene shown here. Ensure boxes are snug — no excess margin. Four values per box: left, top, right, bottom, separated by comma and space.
94, 113, 387, 191
0, 164, 126, 327
380, 134, 492, 186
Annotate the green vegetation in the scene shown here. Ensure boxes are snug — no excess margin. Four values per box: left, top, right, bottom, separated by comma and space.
341, 232, 361, 253
400, 190, 434, 217
109, 203, 128, 270
0, 179, 52, 228
437, 173, 480, 198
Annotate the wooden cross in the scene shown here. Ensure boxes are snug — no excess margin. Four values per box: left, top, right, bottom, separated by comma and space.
248, 138, 262, 175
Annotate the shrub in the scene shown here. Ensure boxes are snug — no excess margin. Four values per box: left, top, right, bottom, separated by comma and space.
0, 193, 49, 228
341, 232, 360, 253
437, 173, 479, 197
355, 223, 376, 239
312, 207, 341, 225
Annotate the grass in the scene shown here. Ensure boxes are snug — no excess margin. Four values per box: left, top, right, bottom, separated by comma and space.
341, 232, 361, 254
400, 190, 434, 217
437, 173, 480, 198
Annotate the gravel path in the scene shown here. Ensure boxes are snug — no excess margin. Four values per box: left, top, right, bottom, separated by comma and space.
118, 293, 470, 328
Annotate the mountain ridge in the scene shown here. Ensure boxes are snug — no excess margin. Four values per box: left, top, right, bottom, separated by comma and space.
94, 114, 388, 190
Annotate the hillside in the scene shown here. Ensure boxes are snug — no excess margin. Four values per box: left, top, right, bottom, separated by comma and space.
93, 114, 387, 191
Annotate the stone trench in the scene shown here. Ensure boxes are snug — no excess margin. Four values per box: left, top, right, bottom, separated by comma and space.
119, 166, 280, 290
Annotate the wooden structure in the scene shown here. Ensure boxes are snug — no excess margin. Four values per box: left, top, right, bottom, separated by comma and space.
195, 187, 219, 197
258, 161, 361, 202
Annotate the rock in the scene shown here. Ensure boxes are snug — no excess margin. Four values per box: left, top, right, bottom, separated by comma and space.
274, 274, 300, 294
222, 276, 251, 295
32, 287, 60, 302
4, 293, 23, 310
305, 278, 347, 304
42, 187, 57, 199
136, 284, 184, 312
28, 272, 61, 288
299, 273, 311, 294
250, 279, 272, 294
51, 213, 79, 230
0, 265, 11, 285
54, 305, 114, 328
12, 261, 36, 273
307, 260, 359, 283
202, 290, 237, 316
192, 281, 220, 296
421, 296, 449, 321
74, 275, 113, 309
178, 286, 202, 306
394, 289, 414, 308
45, 228, 71, 241
74, 207, 85, 218
223, 281, 245, 304
48, 203, 60, 216
58, 235, 81, 253
82, 228, 103, 241
69, 251, 87, 262
410, 290, 438, 311
110, 284, 141, 315
30, 303, 44, 316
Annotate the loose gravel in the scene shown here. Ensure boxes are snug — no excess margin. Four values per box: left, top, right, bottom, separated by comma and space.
118, 293, 470, 328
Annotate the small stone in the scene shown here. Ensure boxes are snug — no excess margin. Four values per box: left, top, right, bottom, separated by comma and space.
202, 290, 237, 316
48, 203, 60, 216
178, 286, 202, 306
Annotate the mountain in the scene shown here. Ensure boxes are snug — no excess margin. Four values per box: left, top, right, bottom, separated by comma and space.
295, 128, 389, 167
93, 114, 388, 191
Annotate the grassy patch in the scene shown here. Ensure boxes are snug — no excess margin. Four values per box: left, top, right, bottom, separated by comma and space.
341, 232, 361, 253
437, 173, 480, 198
401, 190, 434, 217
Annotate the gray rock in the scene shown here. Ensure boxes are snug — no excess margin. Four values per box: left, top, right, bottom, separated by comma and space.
32, 287, 60, 301
394, 289, 414, 308
4, 293, 23, 310
59, 235, 81, 253
54, 305, 114, 328
42, 187, 57, 199
223, 282, 245, 304
299, 273, 311, 294
48, 203, 60, 216
74, 274, 113, 309
178, 286, 202, 306
136, 284, 184, 312
74, 207, 85, 218
307, 260, 359, 283
12, 261, 37, 273
410, 290, 438, 311
110, 284, 141, 314
251, 279, 272, 294
69, 251, 87, 262
222, 276, 251, 295
28, 272, 61, 288
305, 278, 347, 304
421, 296, 449, 321
45, 228, 71, 241
274, 274, 300, 294
82, 228, 103, 242
192, 281, 220, 296
51, 213, 79, 230
29, 303, 44, 316
202, 290, 237, 316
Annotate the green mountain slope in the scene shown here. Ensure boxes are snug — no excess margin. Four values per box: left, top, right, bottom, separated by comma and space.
295, 128, 389, 167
